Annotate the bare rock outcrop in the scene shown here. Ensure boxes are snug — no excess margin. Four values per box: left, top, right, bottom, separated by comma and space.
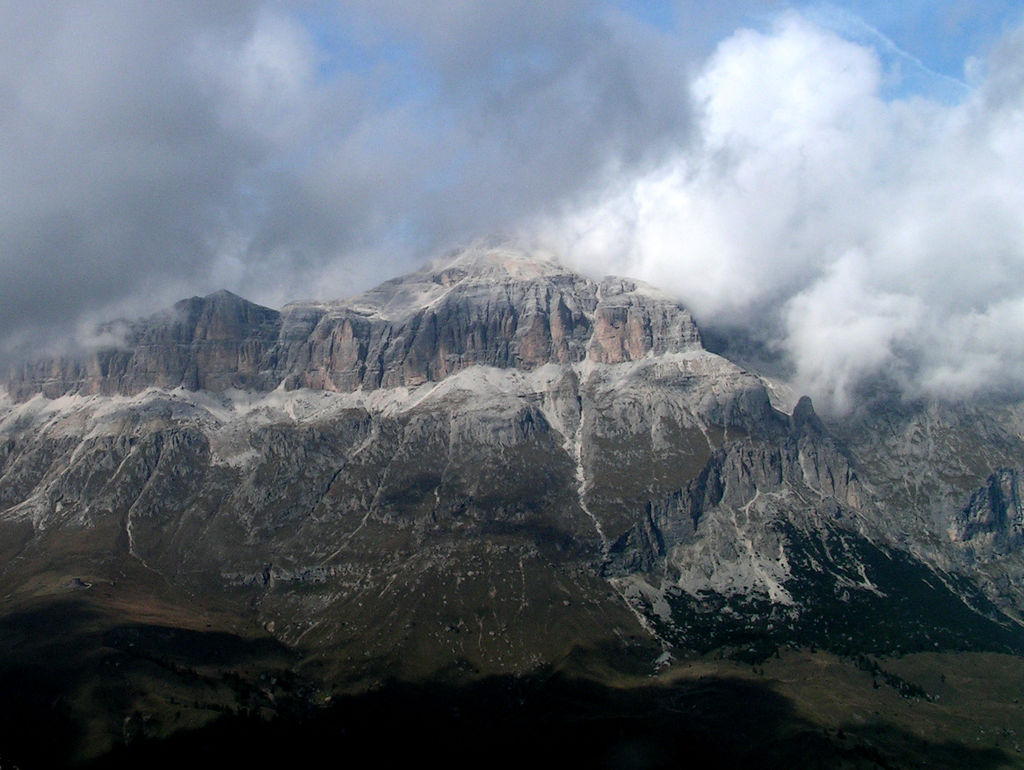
6, 247, 703, 401
952, 468, 1024, 554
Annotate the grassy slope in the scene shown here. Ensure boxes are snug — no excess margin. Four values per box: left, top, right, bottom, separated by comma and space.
3, 570, 1024, 770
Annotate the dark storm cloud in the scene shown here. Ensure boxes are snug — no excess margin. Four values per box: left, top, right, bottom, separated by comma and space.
0, 0, 266, 352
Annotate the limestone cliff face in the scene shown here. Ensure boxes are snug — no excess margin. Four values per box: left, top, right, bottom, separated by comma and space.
6, 248, 702, 401
953, 468, 1024, 554
587, 278, 701, 364
7, 290, 283, 400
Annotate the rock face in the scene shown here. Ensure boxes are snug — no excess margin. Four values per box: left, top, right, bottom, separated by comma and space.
6, 248, 702, 400
953, 469, 1024, 554
8, 290, 283, 399
1, 244, 1023, 684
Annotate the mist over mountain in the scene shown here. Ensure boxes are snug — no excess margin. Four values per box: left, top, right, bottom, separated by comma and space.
3, 3, 1024, 412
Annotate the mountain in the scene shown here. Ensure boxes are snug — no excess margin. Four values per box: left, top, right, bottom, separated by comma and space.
3, 245, 1024, 767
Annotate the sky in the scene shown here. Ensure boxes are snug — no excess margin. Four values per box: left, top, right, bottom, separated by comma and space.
2, 1, 1024, 410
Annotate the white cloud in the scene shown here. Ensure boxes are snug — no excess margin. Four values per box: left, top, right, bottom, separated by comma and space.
4, 1, 1024, 413
533, 12, 1024, 411
784, 250, 923, 412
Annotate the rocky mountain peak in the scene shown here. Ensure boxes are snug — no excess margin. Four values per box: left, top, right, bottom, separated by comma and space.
430, 243, 573, 281
169, 289, 280, 342
790, 395, 824, 436
5, 248, 705, 400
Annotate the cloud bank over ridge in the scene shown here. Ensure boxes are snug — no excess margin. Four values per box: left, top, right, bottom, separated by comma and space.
2, 2, 1024, 410
535, 12, 1024, 410
0, 0, 694, 358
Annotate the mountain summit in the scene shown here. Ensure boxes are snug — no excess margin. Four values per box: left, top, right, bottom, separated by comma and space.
8, 246, 700, 399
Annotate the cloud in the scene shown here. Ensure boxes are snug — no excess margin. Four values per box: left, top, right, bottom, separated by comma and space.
4, 2, 1024, 412
0, 1, 267, 354
0, 0, 699, 365
532, 11, 1024, 411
